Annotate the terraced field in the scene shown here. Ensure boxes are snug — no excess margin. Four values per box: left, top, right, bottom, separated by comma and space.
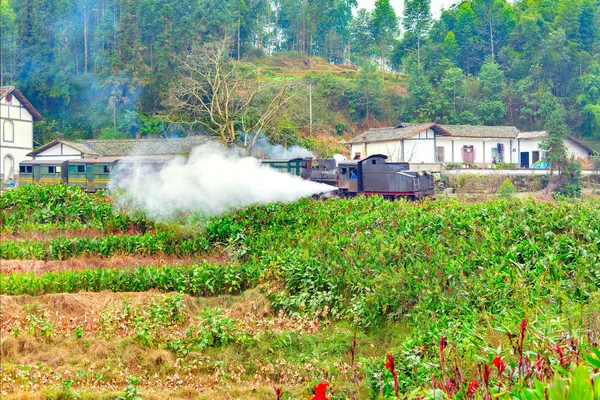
1, 184, 599, 399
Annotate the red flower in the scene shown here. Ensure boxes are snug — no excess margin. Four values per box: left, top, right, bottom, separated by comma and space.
383, 353, 399, 397
311, 381, 330, 400
384, 353, 395, 374
467, 380, 479, 394
273, 386, 283, 400
520, 319, 527, 337
492, 356, 506, 375
554, 343, 567, 368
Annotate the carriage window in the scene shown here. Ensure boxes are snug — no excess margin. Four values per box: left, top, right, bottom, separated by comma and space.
19, 166, 26, 173
103, 166, 112, 173
349, 168, 357, 179
371, 160, 377, 164
48, 166, 56, 173
77, 165, 86, 172
56, 166, 61, 173
340, 168, 347, 174
26, 166, 32, 173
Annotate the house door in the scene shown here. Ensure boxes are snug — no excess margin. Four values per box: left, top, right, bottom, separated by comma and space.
462, 146, 475, 163
531, 151, 540, 164
520, 152, 529, 168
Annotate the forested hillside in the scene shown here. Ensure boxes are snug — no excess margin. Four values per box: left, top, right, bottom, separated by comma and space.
1, 0, 599, 149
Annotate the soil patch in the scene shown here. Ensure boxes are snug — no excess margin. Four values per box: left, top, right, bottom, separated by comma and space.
0, 253, 229, 275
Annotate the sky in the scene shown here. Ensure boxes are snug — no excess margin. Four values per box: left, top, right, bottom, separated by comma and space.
355, 0, 459, 19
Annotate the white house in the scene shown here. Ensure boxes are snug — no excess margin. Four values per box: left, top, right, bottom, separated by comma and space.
348, 123, 597, 168
0, 86, 43, 180
27, 136, 214, 161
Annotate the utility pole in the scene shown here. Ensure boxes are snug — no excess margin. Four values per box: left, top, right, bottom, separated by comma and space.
309, 83, 313, 136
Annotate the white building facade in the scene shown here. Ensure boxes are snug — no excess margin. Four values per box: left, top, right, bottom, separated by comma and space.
0, 87, 43, 180
349, 123, 597, 168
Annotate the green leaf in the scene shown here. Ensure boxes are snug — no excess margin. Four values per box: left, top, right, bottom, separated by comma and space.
566, 364, 593, 400
548, 373, 567, 400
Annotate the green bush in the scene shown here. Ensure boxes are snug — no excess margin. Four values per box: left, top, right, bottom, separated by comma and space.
496, 178, 516, 199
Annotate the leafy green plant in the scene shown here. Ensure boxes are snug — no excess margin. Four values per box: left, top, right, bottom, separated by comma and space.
496, 178, 516, 199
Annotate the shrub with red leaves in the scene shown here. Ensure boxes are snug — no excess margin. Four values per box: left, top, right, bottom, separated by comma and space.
273, 386, 282, 400
311, 381, 330, 400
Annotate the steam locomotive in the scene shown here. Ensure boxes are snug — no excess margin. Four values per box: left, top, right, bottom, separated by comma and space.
17, 153, 434, 199
299, 154, 435, 199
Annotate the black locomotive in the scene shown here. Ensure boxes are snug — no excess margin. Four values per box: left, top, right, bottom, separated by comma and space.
298, 154, 435, 199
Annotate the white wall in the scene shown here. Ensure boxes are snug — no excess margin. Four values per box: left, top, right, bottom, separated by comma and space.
565, 138, 593, 160
34, 143, 84, 160
0, 93, 34, 180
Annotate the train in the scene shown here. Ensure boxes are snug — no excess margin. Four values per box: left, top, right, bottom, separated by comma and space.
17, 154, 435, 199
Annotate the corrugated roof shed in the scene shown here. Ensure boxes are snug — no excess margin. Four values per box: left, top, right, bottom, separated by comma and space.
0, 86, 44, 121
28, 136, 214, 157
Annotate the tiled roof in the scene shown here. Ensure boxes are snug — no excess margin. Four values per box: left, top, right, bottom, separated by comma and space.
28, 136, 214, 157
517, 131, 547, 139
439, 125, 520, 138
0, 86, 44, 121
348, 123, 449, 143
350, 123, 521, 144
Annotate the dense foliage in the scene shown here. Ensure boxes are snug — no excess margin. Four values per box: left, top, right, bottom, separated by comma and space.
1, 185, 600, 397
2, 0, 599, 148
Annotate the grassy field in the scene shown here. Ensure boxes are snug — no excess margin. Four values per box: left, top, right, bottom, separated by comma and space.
1, 184, 599, 399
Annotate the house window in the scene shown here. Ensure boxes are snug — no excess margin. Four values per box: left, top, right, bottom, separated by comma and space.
3, 120, 14, 142
532, 151, 540, 164
353, 152, 361, 160
436, 146, 445, 162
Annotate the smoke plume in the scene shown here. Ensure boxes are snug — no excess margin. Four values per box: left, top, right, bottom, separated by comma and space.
252, 137, 315, 159
112, 143, 334, 217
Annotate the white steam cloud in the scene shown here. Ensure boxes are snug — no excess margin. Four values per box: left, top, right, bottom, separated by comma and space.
113, 143, 334, 217
252, 137, 315, 159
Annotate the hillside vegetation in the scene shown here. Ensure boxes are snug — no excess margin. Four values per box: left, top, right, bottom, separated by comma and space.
2, 0, 600, 152
1, 184, 599, 398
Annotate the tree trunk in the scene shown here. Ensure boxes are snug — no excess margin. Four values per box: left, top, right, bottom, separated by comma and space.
489, 17, 494, 62
84, 5, 88, 74
237, 11, 241, 60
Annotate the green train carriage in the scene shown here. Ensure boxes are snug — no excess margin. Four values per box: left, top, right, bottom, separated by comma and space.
67, 158, 119, 192
18, 160, 67, 186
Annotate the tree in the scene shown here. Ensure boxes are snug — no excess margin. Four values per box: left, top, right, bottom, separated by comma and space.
0, 0, 17, 83
350, 9, 375, 63
402, 0, 432, 67
540, 103, 581, 196
478, 61, 506, 124
349, 61, 382, 122
167, 39, 297, 153
372, 0, 399, 69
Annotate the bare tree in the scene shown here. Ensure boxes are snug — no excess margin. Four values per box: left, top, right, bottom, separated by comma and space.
167, 38, 297, 153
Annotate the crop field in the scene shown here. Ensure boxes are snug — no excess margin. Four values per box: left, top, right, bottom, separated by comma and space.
1, 184, 600, 399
